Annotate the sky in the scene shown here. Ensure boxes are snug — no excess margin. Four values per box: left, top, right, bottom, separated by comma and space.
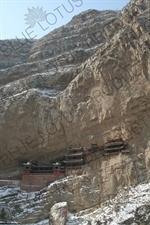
0, 0, 130, 40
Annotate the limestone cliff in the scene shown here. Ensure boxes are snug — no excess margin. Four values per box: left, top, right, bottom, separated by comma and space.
0, 0, 150, 222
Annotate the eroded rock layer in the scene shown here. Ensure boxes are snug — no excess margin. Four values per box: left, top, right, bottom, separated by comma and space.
0, 0, 150, 222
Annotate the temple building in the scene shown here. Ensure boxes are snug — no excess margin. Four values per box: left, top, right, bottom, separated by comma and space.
104, 138, 129, 155
86, 143, 102, 152
21, 162, 65, 192
64, 147, 84, 169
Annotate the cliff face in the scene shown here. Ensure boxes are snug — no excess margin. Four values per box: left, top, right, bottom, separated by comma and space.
0, 9, 116, 87
0, 0, 150, 212
0, 8, 119, 174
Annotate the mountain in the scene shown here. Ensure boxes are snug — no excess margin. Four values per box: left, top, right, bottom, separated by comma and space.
0, 0, 150, 223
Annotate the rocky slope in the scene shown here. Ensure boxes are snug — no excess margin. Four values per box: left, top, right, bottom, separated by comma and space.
0, 0, 150, 223
0, 9, 117, 87
0, 180, 150, 224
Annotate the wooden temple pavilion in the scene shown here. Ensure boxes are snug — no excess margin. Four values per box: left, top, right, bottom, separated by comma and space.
86, 143, 102, 152
22, 161, 65, 174
64, 147, 84, 168
104, 138, 129, 155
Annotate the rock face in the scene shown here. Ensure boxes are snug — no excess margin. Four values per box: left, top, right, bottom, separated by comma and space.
0, 0, 150, 223
0, 9, 117, 87
0, 181, 149, 224
50, 202, 68, 225
0, 9, 119, 177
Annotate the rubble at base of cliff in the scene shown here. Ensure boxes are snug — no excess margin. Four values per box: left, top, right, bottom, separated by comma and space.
0, 181, 150, 224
